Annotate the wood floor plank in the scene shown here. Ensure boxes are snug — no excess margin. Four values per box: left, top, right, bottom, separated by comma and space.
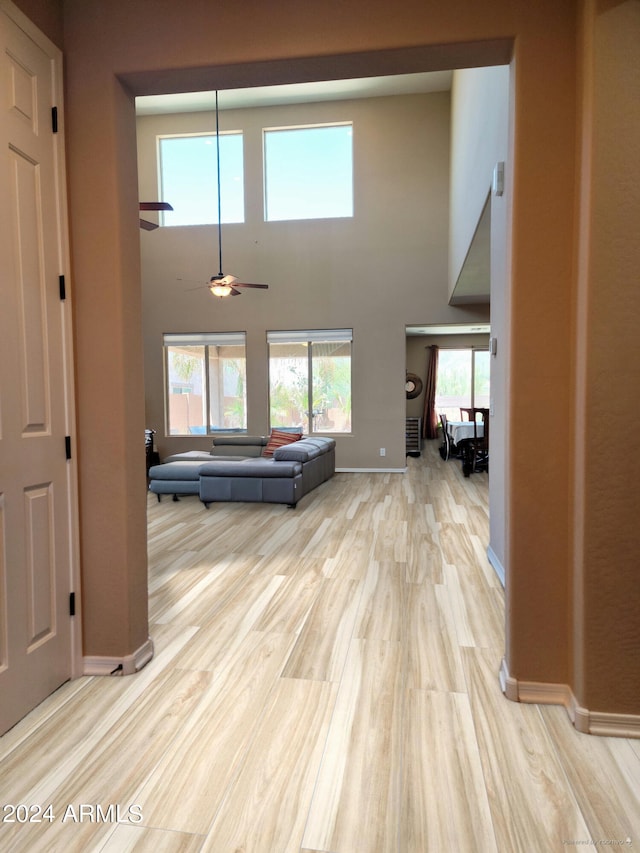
0, 624, 200, 805
301, 517, 350, 559
540, 705, 640, 843
134, 631, 297, 835
252, 557, 326, 634
147, 549, 205, 595
252, 514, 318, 558
200, 678, 337, 853
404, 582, 466, 692
0, 676, 93, 762
170, 574, 285, 672
439, 520, 479, 567
441, 563, 477, 647
444, 560, 505, 652
608, 736, 640, 794
282, 577, 362, 681
2, 441, 638, 853
322, 527, 374, 581
151, 554, 259, 629
373, 518, 407, 562
0, 669, 211, 852
406, 529, 443, 584
461, 647, 591, 852
302, 638, 403, 853
100, 824, 205, 852
354, 559, 406, 642
151, 567, 227, 625
400, 688, 498, 852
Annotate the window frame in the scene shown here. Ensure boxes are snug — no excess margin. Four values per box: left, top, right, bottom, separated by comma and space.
267, 329, 353, 434
163, 332, 248, 436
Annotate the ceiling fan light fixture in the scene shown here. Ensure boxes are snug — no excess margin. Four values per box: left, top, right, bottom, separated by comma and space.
209, 281, 232, 297
177, 91, 267, 300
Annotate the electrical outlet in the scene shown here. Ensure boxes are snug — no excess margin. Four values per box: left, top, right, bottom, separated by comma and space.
380, 447, 386, 457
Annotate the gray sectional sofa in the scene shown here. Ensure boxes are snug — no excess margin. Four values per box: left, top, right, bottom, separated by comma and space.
148, 434, 335, 507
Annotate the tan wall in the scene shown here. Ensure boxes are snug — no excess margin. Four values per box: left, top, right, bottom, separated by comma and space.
138, 94, 487, 469
572, 0, 640, 713
405, 334, 490, 423
52, 0, 638, 720
8, 0, 63, 46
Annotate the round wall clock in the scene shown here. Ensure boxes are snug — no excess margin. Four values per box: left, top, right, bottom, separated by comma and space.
405, 373, 423, 399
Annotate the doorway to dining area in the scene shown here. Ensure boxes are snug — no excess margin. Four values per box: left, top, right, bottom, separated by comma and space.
405, 324, 502, 582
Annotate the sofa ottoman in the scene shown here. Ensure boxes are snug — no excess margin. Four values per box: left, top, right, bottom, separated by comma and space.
148, 460, 207, 501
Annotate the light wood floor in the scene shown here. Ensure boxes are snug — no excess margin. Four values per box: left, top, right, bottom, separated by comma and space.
1, 442, 638, 852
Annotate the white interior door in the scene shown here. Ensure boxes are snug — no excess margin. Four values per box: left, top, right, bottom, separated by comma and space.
0, 7, 77, 735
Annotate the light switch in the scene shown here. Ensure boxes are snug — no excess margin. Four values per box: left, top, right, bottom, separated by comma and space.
493, 161, 505, 196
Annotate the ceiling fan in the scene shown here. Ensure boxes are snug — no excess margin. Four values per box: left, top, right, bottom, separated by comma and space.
189, 90, 269, 298
139, 201, 173, 230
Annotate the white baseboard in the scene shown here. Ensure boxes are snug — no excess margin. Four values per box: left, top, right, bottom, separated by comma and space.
486, 545, 505, 587
83, 637, 154, 677
499, 658, 640, 738
571, 705, 640, 739
336, 467, 407, 474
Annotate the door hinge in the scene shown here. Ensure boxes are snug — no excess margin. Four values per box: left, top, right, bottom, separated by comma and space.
59, 274, 66, 301
69, 592, 76, 617
65, 436, 72, 460
51, 106, 58, 133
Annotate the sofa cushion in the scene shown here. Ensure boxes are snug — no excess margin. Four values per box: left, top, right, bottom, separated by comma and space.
211, 435, 268, 457
273, 436, 335, 462
162, 450, 214, 463
262, 428, 303, 457
212, 435, 268, 447
199, 458, 302, 478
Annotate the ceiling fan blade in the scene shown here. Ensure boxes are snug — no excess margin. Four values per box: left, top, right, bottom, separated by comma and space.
139, 218, 158, 230
178, 278, 210, 290
233, 282, 269, 289
139, 202, 173, 211
230, 287, 242, 296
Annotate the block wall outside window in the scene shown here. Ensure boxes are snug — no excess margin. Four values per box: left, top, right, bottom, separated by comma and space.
163, 333, 247, 435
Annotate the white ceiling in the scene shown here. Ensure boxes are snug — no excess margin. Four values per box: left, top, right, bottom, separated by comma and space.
135, 70, 453, 115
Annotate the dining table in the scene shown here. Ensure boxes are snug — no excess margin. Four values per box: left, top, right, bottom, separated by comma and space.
446, 420, 484, 445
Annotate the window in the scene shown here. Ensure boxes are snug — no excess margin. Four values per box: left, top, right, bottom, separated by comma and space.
158, 133, 244, 226
268, 330, 352, 433
435, 348, 490, 421
264, 124, 353, 221
164, 333, 247, 434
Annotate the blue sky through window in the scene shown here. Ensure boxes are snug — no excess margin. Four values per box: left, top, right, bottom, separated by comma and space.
159, 133, 244, 226
264, 124, 353, 221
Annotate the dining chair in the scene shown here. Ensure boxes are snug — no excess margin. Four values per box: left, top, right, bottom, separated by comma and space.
460, 407, 474, 421
439, 413, 452, 460
470, 408, 489, 473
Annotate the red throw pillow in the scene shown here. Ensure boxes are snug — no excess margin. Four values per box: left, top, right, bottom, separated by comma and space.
263, 429, 302, 457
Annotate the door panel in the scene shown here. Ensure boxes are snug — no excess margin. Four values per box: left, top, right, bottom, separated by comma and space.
0, 9, 75, 735
12, 146, 50, 431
